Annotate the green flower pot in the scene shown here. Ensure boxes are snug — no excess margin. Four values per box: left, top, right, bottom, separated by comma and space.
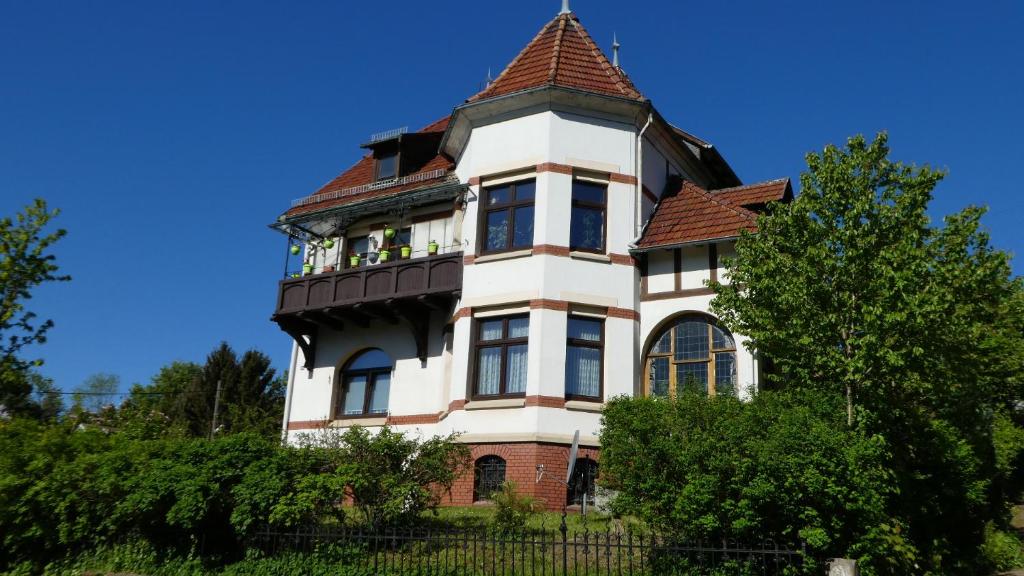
290, 245, 301, 255
379, 249, 391, 262
349, 256, 360, 267
383, 226, 396, 239
302, 263, 313, 275
323, 239, 335, 249
427, 241, 439, 255
400, 246, 412, 259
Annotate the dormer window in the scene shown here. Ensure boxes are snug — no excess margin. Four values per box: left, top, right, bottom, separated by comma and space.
375, 150, 398, 181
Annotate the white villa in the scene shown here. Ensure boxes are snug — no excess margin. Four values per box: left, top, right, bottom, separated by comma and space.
272, 4, 791, 509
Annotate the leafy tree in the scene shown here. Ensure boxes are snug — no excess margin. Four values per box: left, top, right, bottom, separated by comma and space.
0, 199, 69, 416
71, 372, 120, 414
710, 132, 1024, 573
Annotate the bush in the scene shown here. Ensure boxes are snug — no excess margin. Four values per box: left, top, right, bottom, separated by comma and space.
599, 390, 903, 574
490, 481, 536, 533
981, 523, 1024, 573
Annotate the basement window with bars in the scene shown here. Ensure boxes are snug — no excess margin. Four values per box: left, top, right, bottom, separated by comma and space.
473, 455, 506, 502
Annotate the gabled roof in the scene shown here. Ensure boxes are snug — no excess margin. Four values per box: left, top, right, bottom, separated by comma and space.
468, 12, 643, 103
285, 117, 454, 218
712, 178, 792, 210
636, 178, 790, 249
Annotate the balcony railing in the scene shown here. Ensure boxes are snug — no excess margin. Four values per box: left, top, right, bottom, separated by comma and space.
275, 252, 462, 315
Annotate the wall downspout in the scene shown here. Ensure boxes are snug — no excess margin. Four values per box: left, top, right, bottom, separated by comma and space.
280, 341, 299, 444
635, 112, 654, 238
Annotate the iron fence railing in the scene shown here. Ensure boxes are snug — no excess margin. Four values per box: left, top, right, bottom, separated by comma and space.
249, 525, 813, 575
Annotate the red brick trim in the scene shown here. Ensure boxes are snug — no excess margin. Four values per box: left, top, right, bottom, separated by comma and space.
532, 244, 571, 257
535, 162, 573, 175
525, 395, 566, 408
387, 413, 442, 425
530, 299, 569, 311
608, 253, 635, 266
607, 306, 640, 321
463, 254, 476, 265
452, 307, 472, 321
609, 173, 638, 185
448, 399, 467, 412
287, 419, 329, 431
468, 176, 481, 186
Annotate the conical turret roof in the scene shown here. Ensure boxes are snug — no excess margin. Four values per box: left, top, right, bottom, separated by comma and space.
469, 11, 644, 102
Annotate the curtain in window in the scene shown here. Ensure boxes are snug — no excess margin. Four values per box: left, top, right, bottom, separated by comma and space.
477, 348, 502, 395
486, 212, 509, 251
368, 373, 390, 414
343, 375, 367, 415
566, 346, 601, 397
480, 320, 504, 341
508, 317, 530, 338
505, 344, 528, 393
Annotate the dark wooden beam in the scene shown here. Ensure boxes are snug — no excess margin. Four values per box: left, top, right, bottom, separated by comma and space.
273, 317, 317, 373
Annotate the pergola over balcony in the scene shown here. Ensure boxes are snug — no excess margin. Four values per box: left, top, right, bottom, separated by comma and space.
272, 253, 462, 370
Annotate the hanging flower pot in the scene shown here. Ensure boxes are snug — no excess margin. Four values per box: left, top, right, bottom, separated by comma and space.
349, 254, 361, 267
302, 263, 313, 275
379, 249, 391, 263
290, 272, 300, 278
400, 245, 412, 259
323, 238, 335, 250
383, 226, 396, 239
290, 245, 301, 256
427, 240, 439, 255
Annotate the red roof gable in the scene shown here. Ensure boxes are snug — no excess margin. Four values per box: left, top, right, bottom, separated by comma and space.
468, 12, 643, 103
712, 178, 792, 209
637, 180, 765, 249
286, 117, 454, 217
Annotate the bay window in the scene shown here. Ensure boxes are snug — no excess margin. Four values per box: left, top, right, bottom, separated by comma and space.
569, 179, 606, 252
480, 179, 535, 253
565, 316, 603, 400
473, 315, 529, 398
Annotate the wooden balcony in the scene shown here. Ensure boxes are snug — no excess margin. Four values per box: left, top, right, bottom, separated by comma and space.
272, 253, 462, 369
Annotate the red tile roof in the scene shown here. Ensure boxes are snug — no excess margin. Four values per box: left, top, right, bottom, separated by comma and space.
286, 117, 454, 217
637, 179, 780, 249
712, 178, 792, 209
468, 12, 643, 103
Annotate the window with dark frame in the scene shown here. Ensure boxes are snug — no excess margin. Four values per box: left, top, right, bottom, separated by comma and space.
644, 315, 737, 397
473, 455, 506, 502
345, 235, 370, 268
565, 316, 603, 400
480, 179, 535, 254
473, 315, 529, 398
375, 150, 398, 181
569, 179, 607, 252
566, 457, 598, 506
335, 349, 392, 418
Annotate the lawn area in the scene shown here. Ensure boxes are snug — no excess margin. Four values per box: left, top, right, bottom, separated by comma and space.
420, 505, 649, 534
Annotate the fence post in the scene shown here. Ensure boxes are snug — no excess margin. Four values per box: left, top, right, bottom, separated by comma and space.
560, 510, 568, 575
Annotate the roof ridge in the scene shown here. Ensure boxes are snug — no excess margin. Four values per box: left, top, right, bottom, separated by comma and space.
684, 180, 758, 221
548, 14, 569, 84
712, 177, 789, 193
468, 17, 557, 102
566, 14, 636, 98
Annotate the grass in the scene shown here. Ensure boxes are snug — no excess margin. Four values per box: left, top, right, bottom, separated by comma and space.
421, 505, 649, 534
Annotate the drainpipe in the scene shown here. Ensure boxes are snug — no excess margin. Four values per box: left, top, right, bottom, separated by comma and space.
280, 341, 299, 444
635, 112, 654, 238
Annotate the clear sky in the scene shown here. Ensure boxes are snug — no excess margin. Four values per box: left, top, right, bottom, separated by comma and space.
2, 0, 1021, 394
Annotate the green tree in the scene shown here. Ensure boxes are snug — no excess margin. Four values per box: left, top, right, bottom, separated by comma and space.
0, 199, 69, 416
710, 133, 1024, 573
72, 372, 120, 414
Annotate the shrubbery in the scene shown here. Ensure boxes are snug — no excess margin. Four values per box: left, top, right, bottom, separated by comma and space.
0, 420, 469, 574
600, 391, 906, 573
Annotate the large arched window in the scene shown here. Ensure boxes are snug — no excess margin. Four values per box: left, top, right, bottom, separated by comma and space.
566, 457, 598, 506
644, 314, 737, 397
473, 455, 506, 501
335, 349, 392, 418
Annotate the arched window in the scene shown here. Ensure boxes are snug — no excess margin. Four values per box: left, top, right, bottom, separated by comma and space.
335, 349, 392, 417
473, 455, 506, 501
644, 314, 737, 397
566, 457, 598, 506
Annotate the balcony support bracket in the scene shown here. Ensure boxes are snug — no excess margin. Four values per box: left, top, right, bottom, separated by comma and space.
274, 316, 318, 374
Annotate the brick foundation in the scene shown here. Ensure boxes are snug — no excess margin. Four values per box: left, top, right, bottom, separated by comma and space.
443, 442, 599, 511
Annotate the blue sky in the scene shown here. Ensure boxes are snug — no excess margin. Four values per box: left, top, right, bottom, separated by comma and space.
2, 0, 1021, 393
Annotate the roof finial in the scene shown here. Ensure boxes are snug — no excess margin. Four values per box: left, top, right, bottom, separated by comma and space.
486, 67, 493, 88
612, 33, 621, 68
559, 0, 570, 15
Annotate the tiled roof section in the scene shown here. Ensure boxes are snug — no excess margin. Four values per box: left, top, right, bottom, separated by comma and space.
468, 12, 643, 103
637, 180, 760, 249
712, 178, 791, 210
285, 117, 454, 217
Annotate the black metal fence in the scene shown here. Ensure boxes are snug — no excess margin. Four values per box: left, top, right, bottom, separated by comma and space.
249, 525, 813, 575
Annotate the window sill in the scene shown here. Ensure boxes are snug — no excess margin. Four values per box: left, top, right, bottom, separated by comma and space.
329, 416, 388, 427
474, 249, 533, 263
565, 400, 604, 412
465, 398, 527, 410
569, 251, 610, 263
